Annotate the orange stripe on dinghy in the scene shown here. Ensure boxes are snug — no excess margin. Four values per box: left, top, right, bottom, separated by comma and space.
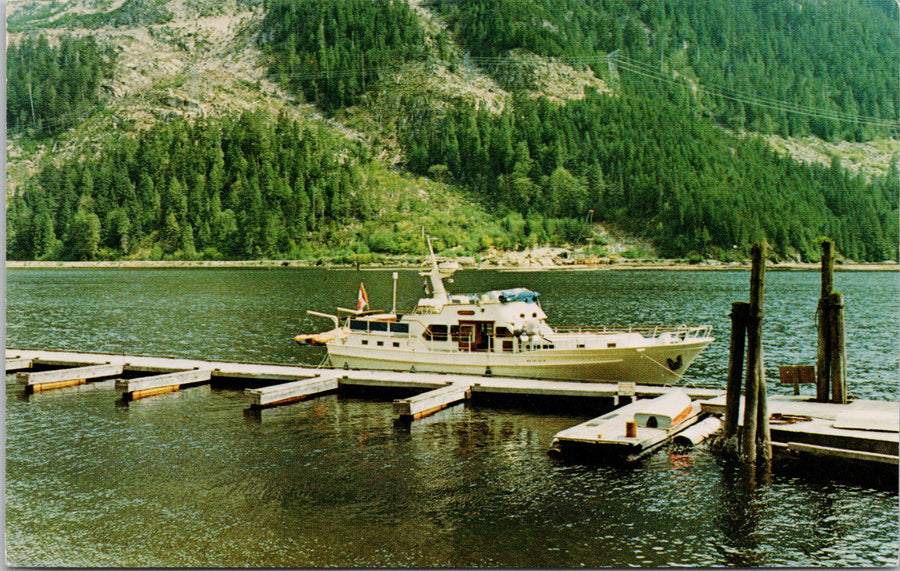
669, 404, 696, 428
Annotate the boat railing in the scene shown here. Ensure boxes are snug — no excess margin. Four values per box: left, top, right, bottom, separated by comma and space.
552, 324, 713, 340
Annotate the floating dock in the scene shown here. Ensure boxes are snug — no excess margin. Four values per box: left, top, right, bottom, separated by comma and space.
702, 394, 899, 466
8, 348, 897, 478
18, 363, 123, 392
548, 389, 716, 462
6, 349, 722, 418
245, 374, 341, 407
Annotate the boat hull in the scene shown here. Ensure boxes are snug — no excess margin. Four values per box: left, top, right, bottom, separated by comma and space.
326, 339, 712, 385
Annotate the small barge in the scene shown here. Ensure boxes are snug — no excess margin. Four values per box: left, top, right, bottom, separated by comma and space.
548, 389, 717, 462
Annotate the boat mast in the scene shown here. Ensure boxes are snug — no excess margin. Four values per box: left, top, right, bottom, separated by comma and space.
421, 237, 449, 304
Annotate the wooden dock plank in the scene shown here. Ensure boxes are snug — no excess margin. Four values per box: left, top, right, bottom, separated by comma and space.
701, 394, 899, 422
471, 378, 722, 400
701, 394, 899, 457
116, 369, 212, 401
786, 442, 899, 465
393, 382, 473, 420
17, 363, 124, 392
5, 357, 34, 372
7, 350, 725, 400
244, 375, 341, 407
340, 373, 453, 390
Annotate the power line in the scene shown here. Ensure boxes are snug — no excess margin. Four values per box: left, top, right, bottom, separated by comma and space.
11, 51, 899, 133
272, 51, 899, 130
608, 53, 900, 130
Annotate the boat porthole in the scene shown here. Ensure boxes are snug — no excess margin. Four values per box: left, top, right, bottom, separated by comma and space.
646, 416, 658, 428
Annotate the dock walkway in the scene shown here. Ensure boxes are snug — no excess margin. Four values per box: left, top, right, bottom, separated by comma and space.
7, 348, 722, 416
7, 348, 897, 479
703, 394, 899, 464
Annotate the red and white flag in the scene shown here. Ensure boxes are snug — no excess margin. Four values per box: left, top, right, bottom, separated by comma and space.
356, 283, 369, 312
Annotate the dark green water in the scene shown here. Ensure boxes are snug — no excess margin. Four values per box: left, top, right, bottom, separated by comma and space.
5, 268, 899, 566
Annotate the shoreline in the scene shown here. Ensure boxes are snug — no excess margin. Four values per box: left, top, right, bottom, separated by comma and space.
6, 259, 899, 272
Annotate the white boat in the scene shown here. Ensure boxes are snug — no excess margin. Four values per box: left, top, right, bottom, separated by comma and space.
297, 239, 714, 385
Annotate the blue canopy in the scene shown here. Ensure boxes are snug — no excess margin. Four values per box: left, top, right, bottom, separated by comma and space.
497, 288, 540, 304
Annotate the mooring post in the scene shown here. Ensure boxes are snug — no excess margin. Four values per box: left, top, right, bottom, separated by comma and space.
723, 301, 749, 448
755, 343, 772, 464
829, 291, 847, 404
741, 243, 765, 465
816, 240, 834, 402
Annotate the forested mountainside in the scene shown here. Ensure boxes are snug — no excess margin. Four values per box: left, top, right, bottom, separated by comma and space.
7, 35, 117, 136
431, 0, 899, 141
6, 0, 899, 263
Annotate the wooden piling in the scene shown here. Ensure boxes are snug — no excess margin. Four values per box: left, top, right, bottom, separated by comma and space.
816, 240, 834, 402
820, 239, 834, 297
756, 348, 772, 464
829, 292, 847, 404
741, 243, 767, 465
723, 302, 749, 443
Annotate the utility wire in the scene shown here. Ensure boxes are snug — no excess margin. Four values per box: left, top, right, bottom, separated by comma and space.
272, 51, 899, 129
608, 53, 900, 129
11, 51, 899, 132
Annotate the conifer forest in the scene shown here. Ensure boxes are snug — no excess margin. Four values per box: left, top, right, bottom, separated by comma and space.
6, 0, 899, 262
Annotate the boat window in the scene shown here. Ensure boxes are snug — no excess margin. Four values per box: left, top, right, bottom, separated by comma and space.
361, 340, 368, 345
607, 342, 616, 348
393, 342, 400, 348
377, 341, 384, 347
495, 327, 513, 337
424, 324, 448, 341
369, 321, 388, 332
502, 340, 514, 352
350, 319, 368, 331
389, 322, 409, 334
450, 325, 473, 342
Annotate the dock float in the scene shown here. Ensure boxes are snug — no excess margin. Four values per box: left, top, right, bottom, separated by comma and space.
393, 381, 473, 420
116, 368, 211, 401
6, 356, 34, 372
548, 389, 708, 462
8, 349, 724, 419
244, 374, 341, 407
17, 363, 124, 393
702, 394, 899, 465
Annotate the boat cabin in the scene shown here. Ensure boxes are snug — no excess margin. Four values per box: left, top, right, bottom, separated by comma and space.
344, 287, 554, 354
